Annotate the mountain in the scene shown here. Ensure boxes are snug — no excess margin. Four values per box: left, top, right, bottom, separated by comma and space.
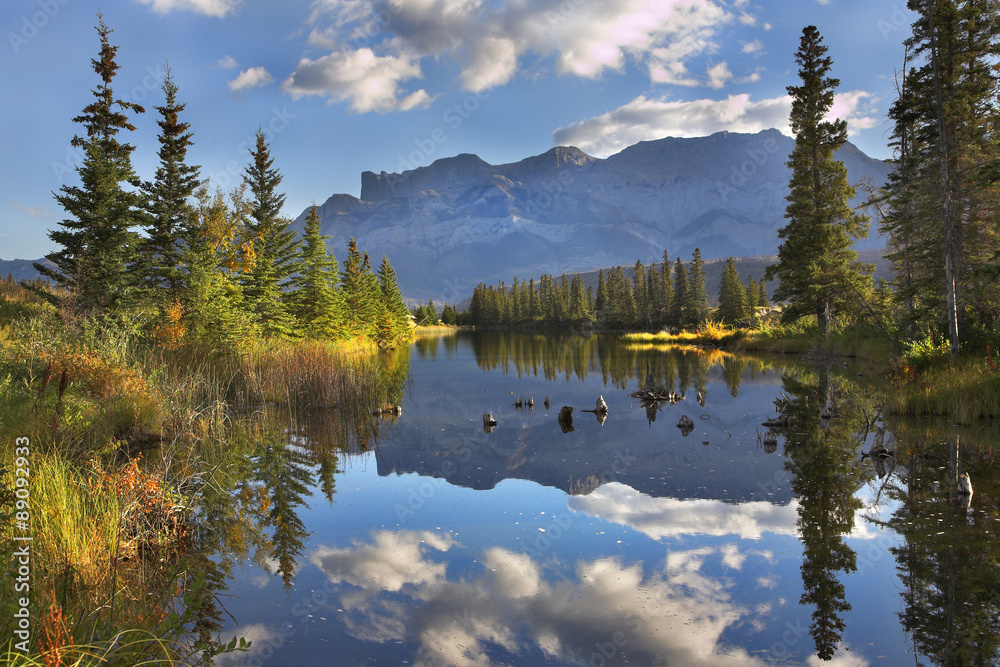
0, 258, 53, 283
308, 128, 895, 302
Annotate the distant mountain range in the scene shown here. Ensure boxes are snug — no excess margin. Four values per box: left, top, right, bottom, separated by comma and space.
298, 129, 894, 301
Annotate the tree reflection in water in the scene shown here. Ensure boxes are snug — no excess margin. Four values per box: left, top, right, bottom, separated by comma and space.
773, 366, 868, 660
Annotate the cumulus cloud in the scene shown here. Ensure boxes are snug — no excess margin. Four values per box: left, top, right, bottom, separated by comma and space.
310, 531, 774, 667
283, 47, 432, 113
228, 66, 274, 93
569, 483, 801, 540
135, 0, 239, 18
216, 54, 238, 69
552, 90, 878, 156
291, 0, 750, 111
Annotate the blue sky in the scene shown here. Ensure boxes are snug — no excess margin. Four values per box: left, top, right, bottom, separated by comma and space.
1, 0, 913, 260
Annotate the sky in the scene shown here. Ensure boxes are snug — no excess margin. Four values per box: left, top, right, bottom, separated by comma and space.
1, 0, 914, 260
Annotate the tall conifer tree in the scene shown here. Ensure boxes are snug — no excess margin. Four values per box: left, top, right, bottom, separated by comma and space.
40, 14, 144, 311
138, 64, 201, 303
767, 26, 869, 337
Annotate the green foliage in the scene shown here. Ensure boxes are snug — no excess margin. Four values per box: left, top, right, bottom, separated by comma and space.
136, 65, 201, 305
288, 206, 343, 340
39, 15, 145, 312
767, 26, 870, 335
716, 257, 747, 323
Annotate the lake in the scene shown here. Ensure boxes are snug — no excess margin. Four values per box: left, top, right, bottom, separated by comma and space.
200, 331, 1000, 666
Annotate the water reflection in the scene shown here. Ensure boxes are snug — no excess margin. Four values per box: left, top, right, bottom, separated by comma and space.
202, 333, 1000, 666
772, 366, 870, 660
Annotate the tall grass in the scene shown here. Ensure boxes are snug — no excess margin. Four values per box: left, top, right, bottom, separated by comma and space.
884, 355, 1000, 421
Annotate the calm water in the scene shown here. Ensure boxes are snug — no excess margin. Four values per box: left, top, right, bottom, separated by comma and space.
203, 332, 1000, 667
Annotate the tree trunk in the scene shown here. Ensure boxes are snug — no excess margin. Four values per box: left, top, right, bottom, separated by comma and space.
927, 0, 961, 357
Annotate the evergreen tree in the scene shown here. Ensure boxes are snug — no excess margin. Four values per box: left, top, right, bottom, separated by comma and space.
745, 275, 760, 326
659, 251, 674, 326
758, 278, 769, 308
40, 14, 144, 311
440, 303, 458, 325
766, 26, 870, 338
633, 260, 648, 327
288, 206, 342, 340
671, 258, 688, 328
241, 129, 298, 338
377, 255, 411, 342
341, 238, 378, 335
685, 249, 709, 325
424, 298, 439, 325
717, 257, 747, 323
569, 274, 591, 323
528, 278, 541, 320
137, 64, 201, 303
595, 269, 607, 322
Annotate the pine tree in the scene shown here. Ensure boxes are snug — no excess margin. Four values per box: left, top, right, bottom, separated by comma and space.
440, 303, 457, 325
745, 275, 760, 326
659, 251, 674, 326
288, 206, 342, 339
241, 129, 298, 339
424, 299, 439, 325
137, 64, 201, 304
717, 257, 747, 323
685, 249, 709, 325
40, 14, 144, 311
766, 25, 870, 338
341, 238, 377, 335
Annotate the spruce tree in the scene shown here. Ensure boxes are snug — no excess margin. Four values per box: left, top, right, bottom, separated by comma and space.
745, 275, 760, 326
717, 257, 746, 323
288, 206, 342, 339
671, 258, 688, 328
41, 14, 144, 311
595, 269, 607, 322
766, 25, 870, 338
137, 64, 202, 304
241, 129, 298, 339
377, 255, 411, 341
659, 250, 674, 326
685, 249, 709, 325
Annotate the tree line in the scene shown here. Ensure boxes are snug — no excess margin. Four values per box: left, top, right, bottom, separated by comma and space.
461, 250, 769, 329
35, 15, 411, 350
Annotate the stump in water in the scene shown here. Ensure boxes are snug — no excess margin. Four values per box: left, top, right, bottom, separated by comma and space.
958, 473, 974, 497
676, 414, 694, 437
544, 396, 550, 409
483, 413, 497, 434
595, 396, 608, 415
557, 406, 574, 432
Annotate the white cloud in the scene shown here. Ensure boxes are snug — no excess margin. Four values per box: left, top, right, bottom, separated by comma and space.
228, 66, 274, 93
135, 0, 239, 18
552, 90, 879, 156
9, 202, 52, 219
283, 47, 432, 113
309, 530, 455, 592
216, 55, 238, 69
742, 39, 764, 54
568, 483, 801, 539
294, 0, 749, 112
707, 61, 732, 88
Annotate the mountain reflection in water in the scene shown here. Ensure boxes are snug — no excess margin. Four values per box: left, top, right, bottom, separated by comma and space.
204, 332, 999, 667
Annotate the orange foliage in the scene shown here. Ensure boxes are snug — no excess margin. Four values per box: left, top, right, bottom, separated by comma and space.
40, 589, 73, 667
154, 300, 187, 350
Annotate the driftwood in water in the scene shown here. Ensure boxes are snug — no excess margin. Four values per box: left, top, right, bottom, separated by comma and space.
483, 412, 497, 434
958, 472, 974, 497
373, 405, 403, 416
761, 415, 789, 428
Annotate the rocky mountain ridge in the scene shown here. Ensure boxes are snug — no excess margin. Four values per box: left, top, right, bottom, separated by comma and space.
301, 129, 895, 302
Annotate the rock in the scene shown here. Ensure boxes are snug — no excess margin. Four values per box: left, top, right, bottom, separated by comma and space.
483, 413, 497, 426
595, 396, 608, 414
558, 406, 574, 423
544, 396, 550, 409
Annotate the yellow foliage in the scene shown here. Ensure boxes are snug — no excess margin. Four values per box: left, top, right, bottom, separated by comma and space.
154, 300, 186, 350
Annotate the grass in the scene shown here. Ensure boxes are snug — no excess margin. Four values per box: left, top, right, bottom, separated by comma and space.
623, 320, 746, 348
884, 353, 1000, 421
0, 285, 399, 662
